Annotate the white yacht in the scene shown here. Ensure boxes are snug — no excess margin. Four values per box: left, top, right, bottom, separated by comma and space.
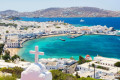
80, 19, 84, 22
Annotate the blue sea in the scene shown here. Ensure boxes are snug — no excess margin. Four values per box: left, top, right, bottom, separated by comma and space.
18, 17, 120, 62
21, 17, 120, 29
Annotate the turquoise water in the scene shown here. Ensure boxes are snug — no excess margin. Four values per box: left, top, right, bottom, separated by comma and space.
18, 17, 120, 62
18, 35, 120, 62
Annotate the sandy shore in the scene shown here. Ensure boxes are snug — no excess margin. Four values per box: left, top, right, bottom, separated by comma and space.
41, 34, 82, 38
41, 34, 69, 38
6, 48, 20, 56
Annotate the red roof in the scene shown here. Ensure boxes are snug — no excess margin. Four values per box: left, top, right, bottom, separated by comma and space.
86, 55, 90, 57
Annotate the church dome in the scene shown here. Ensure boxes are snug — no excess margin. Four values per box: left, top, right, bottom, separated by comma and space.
21, 63, 52, 80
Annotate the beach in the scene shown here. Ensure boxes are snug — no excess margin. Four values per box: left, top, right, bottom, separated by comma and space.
6, 48, 20, 56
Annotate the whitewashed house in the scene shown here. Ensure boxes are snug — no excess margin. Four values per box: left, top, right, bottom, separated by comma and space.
46, 62, 58, 70
6, 35, 21, 48
39, 58, 77, 70
76, 56, 120, 79
94, 56, 120, 67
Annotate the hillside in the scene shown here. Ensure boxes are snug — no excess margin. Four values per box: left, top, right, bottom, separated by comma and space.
0, 7, 120, 17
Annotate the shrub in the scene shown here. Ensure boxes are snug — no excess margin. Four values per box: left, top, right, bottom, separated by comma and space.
70, 57, 75, 60
78, 56, 86, 64
76, 72, 80, 78
21, 59, 25, 61
0, 44, 4, 55
50, 70, 77, 80
2, 53, 10, 61
12, 67, 24, 78
114, 62, 120, 67
11, 55, 20, 62
0, 67, 24, 78
0, 75, 16, 80
56, 26, 61, 28
77, 77, 102, 80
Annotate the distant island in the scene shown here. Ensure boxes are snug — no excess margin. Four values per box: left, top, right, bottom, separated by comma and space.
0, 7, 120, 18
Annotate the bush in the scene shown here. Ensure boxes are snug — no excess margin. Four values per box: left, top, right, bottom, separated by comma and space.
114, 62, 120, 67
0, 44, 4, 55
76, 72, 80, 78
78, 56, 86, 64
70, 57, 75, 60
6, 30, 9, 33
11, 55, 20, 62
0, 75, 16, 80
2, 53, 10, 61
77, 77, 102, 80
50, 70, 101, 80
0, 66, 24, 78
51, 70, 77, 80
56, 26, 61, 28
21, 59, 25, 61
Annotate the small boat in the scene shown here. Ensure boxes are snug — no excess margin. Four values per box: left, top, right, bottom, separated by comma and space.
80, 19, 84, 22
59, 38, 66, 41
70, 35, 79, 38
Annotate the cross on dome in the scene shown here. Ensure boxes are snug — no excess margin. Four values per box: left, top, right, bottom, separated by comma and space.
30, 46, 44, 63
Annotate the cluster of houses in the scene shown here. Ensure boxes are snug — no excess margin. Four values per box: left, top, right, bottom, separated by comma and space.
0, 59, 31, 69
0, 51, 119, 80
39, 58, 77, 70
75, 55, 120, 80
0, 19, 119, 49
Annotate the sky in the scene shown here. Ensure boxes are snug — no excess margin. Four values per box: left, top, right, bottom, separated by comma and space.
0, 0, 119, 12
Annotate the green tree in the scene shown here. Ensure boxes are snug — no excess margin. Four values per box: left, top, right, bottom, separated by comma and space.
0, 44, 4, 55
6, 30, 9, 33
70, 56, 75, 60
11, 55, 20, 62
114, 62, 120, 67
21, 59, 25, 61
2, 50, 10, 61
78, 56, 86, 64
76, 72, 80, 78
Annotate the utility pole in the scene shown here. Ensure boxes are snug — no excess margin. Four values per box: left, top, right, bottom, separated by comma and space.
94, 64, 95, 79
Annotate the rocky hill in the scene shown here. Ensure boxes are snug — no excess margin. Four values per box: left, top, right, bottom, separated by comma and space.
0, 7, 120, 17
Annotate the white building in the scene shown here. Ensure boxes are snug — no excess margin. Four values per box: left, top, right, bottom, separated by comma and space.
39, 58, 77, 70
76, 56, 120, 79
46, 62, 58, 70
0, 59, 31, 69
6, 35, 21, 48
94, 56, 120, 67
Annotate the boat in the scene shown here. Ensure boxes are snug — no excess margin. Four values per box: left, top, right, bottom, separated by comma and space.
59, 38, 66, 41
80, 19, 84, 22
70, 35, 82, 39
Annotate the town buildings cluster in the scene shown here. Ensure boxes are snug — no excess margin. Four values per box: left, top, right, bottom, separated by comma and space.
76, 55, 120, 80
0, 46, 119, 80
0, 19, 119, 49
